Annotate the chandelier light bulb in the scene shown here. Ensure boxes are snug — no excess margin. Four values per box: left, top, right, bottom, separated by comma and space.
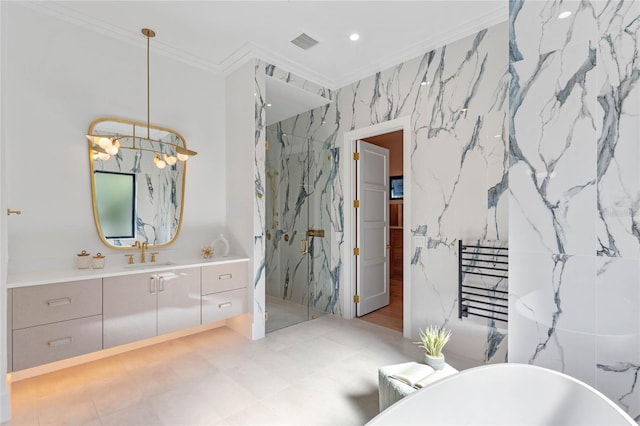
98, 137, 113, 149
97, 152, 110, 161
177, 153, 189, 161
154, 155, 167, 169
106, 144, 119, 155
164, 154, 178, 166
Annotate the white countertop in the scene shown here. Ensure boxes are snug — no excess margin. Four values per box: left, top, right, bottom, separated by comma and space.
8, 256, 250, 288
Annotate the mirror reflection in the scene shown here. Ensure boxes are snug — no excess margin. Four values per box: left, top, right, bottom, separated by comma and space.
88, 118, 187, 249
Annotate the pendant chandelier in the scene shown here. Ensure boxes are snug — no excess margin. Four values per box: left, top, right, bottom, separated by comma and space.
86, 28, 197, 168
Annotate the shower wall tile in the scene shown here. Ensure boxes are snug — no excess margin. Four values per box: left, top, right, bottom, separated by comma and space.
596, 257, 639, 336
509, 11, 598, 256
595, 0, 640, 258
265, 64, 332, 101
253, 60, 267, 338
509, 252, 596, 384
596, 333, 640, 419
510, 0, 640, 419
595, 256, 640, 419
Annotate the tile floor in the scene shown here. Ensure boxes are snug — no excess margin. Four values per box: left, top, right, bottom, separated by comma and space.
6, 315, 437, 426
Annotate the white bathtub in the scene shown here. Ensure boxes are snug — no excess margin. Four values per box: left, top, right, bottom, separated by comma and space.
367, 363, 636, 425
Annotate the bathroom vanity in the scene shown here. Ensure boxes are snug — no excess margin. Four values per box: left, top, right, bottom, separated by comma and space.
7, 257, 249, 373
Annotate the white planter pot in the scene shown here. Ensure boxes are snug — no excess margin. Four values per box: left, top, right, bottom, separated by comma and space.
424, 353, 445, 370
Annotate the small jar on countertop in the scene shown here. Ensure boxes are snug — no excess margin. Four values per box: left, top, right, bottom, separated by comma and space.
76, 250, 91, 269
92, 253, 105, 269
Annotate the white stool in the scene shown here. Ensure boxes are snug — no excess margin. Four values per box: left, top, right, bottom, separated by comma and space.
378, 361, 458, 412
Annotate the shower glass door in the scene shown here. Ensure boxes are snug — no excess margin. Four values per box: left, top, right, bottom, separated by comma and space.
265, 129, 332, 333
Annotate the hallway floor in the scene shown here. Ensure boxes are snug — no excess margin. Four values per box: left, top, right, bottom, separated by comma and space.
7, 315, 426, 426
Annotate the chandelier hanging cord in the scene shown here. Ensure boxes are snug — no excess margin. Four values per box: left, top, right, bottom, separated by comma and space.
85, 27, 197, 166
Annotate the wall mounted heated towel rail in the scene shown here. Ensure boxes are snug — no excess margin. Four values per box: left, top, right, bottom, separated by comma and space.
458, 240, 508, 323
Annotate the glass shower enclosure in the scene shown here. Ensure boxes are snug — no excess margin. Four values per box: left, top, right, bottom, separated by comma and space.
265, 128, 333, 332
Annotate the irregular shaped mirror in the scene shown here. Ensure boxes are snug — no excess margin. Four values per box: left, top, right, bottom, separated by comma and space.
88, 117, 188, 249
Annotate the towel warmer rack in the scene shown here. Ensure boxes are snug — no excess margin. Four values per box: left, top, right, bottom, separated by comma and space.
458, 240, 508, 323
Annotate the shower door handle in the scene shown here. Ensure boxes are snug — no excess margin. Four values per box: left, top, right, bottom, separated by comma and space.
300, 239, 308, 254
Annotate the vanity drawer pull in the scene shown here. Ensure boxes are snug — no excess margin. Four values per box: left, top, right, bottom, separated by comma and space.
47, 297, 72, 307
48, 337, 72, 347
218, 274, 233, 280
218, 302, 233, 308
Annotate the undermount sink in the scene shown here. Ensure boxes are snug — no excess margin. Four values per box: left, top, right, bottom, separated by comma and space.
124, 261, 176, 269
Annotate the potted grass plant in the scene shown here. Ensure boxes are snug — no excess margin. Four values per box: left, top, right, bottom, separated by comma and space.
415, 325, 452, 370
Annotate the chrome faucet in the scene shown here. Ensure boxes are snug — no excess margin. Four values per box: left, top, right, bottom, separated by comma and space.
133, 240, 148, 263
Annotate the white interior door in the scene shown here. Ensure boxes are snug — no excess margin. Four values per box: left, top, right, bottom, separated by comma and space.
356, 140, 390, 316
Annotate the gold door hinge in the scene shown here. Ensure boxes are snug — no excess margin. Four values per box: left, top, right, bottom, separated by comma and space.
265, 140, 269, 150
353, 200, 360, 208
353, 152, 360, 160
265, 311, 269, 321
353, 295, 360, 303
353, 247, 360, 256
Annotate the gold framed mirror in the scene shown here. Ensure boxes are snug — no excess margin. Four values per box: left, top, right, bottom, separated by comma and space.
88, 117, 189, 249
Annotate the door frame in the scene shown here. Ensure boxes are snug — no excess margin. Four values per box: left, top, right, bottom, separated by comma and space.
341, 117, 412, 338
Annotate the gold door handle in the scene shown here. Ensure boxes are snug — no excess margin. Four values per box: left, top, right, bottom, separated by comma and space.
300, 239, 309, 254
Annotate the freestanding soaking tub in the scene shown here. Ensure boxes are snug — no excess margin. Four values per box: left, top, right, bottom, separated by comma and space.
367, 363, 636, 425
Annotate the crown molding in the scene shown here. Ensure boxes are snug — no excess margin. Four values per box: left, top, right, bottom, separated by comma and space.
21, 1, 507, 91
218, 41, 339, 90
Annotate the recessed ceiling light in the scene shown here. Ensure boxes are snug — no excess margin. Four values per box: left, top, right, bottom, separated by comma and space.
266, 103, 272, 107
558, 10, 572, 19
349, 33, 360, 41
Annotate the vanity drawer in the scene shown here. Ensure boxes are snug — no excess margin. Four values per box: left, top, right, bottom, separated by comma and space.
13, 279, 102, 330
201, 262, 248, 295
12, 315, 103, 371
202, 288, 247, 323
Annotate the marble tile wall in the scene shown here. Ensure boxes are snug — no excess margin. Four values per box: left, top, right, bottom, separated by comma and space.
261, 23, 509, 364
264, 126, 335, 314
253, 60, 267, 339
509, 0, 639, 419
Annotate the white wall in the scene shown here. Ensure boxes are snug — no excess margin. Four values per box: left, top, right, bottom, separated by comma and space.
3, 3, 227, 272
225, 60, 263, 339
0, 2, 10, 422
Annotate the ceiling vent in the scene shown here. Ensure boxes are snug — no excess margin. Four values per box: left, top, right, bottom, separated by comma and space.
291, 33, 319, 50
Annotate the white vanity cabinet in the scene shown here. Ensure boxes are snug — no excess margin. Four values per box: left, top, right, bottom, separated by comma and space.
103, 267, 201, 348
8, 257, 249, 373
11, 279, 103, 371
201, 261, 248, 323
